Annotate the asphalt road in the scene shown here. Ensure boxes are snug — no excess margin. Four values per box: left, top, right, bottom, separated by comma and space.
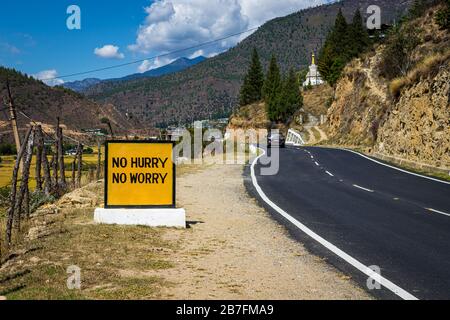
250, 146, 450, 300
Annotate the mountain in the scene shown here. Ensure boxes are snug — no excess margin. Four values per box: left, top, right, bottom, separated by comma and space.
85, 0, 414, 127
63, 56, 206, 93
0, 67, 134, 143
119, 56, 207, 81
62, 78, 102, 93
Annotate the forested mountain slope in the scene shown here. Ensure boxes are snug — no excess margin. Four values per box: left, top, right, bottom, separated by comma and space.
86, 0, 412, 127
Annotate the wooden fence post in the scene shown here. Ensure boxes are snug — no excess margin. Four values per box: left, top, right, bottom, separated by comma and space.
76, 143, 83, 188
71, 160, 76, 189
35, 125, 44, 192
51, 153, 58, 193
5, 127, 32, 245
41, 138, 52, 196
15, 127, 35, 228
52, 118, 59, 192
57, 126, 66, 188
96, 139, 101, 180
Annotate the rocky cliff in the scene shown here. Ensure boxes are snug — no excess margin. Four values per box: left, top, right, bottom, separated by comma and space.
325, 4, 450, 171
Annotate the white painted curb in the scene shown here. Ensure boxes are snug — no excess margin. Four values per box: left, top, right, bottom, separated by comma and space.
94, 208, 186, 228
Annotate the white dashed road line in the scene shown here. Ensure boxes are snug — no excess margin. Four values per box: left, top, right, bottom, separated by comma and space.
326, 171, 334, 177
426, 208, 450, 217
353, 184, 375, 193
315, 162, 320, 166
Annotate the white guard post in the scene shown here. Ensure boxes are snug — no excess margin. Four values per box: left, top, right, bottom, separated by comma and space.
94, 208, 186, 228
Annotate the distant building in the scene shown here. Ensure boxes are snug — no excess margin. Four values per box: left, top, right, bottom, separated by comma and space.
302, 53, 324, 87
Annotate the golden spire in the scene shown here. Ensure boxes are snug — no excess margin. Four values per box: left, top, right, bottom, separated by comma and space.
312, 52, 315, 65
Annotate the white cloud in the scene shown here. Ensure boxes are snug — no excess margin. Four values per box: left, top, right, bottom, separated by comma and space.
94, 45, 125, 59
145, 1, 175, 24
129, 0, 328, 57
138, 56, 175, 72
240, 0, 326, 27
33, 70, 64, 86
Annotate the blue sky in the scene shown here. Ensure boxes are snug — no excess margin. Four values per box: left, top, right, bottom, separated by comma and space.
0, 0, 330, 84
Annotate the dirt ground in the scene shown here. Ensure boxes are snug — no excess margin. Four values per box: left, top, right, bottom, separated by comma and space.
0, 163, 371, 300
161, 163, 370, 300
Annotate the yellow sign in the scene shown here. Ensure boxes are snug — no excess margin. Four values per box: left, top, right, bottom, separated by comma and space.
105, 141, 175, 208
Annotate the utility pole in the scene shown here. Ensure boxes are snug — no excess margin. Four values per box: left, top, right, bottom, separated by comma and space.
6, 79, 21, 156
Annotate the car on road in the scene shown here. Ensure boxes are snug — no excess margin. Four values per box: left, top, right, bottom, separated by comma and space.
267, 133, 286, 148
65, 149, 77, 156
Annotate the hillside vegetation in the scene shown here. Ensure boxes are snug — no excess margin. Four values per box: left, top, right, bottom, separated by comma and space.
85, 0, 412, 127
326, 0, 450, 170
0, 68, 134, 143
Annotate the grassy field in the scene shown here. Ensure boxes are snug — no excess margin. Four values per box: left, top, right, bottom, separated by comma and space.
0, 147, 104, 189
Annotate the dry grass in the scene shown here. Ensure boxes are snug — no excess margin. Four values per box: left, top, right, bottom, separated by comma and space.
301, 84, 334, 117
389, 49, 450, 97
229, 102, 270, 129
0, 182, 179, 300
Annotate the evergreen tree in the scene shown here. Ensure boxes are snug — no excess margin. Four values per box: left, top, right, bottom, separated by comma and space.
239, 48, 264, 106
239, 76, 252, 106
330, 9, 350, 59
435, 0, 450, 30
318, 8, 370, 86
349, 9, 370, 57
409, 0, 427, 19
279, 69, 303, 122
263, 55, 282, 121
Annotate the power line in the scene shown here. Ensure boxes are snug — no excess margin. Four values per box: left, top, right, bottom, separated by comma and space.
41, 26, 260, 81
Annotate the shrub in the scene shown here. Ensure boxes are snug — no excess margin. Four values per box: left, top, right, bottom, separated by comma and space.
83, 147, 94, 154
0, 143, 17, 156
435, 0, 450, 29
29, 191, 56, 213
389, 78, 407, 97
389, 50, 450, 97
380, 25, 421, 80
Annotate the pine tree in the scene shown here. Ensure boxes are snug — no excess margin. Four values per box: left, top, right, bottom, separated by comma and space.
318, 9, 350, 86
318, 8, 370, 86
263, 55, 281, 121
349, 9, 370, 57
435, 0, 450, 30
239, 76, 252, 106
331, 9, 350, 59
279, 69, 303, 122
409, 0, 427, 19
239, 48, 264, 106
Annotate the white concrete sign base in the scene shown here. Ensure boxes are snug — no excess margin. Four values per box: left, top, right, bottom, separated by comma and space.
94, 208, 186, 228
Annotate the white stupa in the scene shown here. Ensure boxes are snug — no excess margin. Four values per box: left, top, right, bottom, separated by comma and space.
303, 53, 324, 87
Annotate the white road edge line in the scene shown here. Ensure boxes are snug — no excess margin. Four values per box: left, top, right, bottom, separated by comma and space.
250, 149, 418, 300
426, 208, 450, 217
343, 149, 450, 185
326, 171, 334, 177
353, 184, 375, 193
